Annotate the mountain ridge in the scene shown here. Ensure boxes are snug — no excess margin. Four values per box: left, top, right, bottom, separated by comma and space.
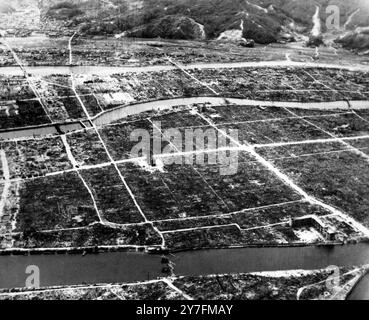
41, 0, 369, 51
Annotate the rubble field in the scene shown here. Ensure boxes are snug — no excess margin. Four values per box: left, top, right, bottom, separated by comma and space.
0, 102, 369, 250
0, 66, 368, 131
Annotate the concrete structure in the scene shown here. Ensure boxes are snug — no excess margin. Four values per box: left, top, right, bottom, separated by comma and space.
291, 215, 338, 241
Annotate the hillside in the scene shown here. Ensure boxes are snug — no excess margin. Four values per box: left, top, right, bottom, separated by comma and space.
40, 0, 369, 47
336, 27, 369, 55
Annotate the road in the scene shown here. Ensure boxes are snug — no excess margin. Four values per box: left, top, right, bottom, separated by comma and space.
1, 59, 369, 76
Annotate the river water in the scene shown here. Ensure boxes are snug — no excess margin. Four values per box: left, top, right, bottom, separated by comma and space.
1, 244, 369, 299
347, 272, 369, 300
0, 251, 162, 289
173, 244, 369, 277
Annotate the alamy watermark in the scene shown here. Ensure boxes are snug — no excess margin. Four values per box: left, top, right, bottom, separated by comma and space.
130, 121, 240, 176
324, 5, 359, 31
25, 265, 40, 289
326, 5, 341, 30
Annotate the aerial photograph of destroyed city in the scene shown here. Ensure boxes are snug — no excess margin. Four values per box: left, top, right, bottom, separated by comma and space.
1, 0, 369, 304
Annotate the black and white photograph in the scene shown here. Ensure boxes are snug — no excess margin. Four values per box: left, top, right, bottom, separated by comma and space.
0, 0, 369, 307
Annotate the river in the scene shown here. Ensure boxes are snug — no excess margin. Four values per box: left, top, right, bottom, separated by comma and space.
347, 272, 369, 300
3, 96, 369, 141
1, 244, 369, 299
